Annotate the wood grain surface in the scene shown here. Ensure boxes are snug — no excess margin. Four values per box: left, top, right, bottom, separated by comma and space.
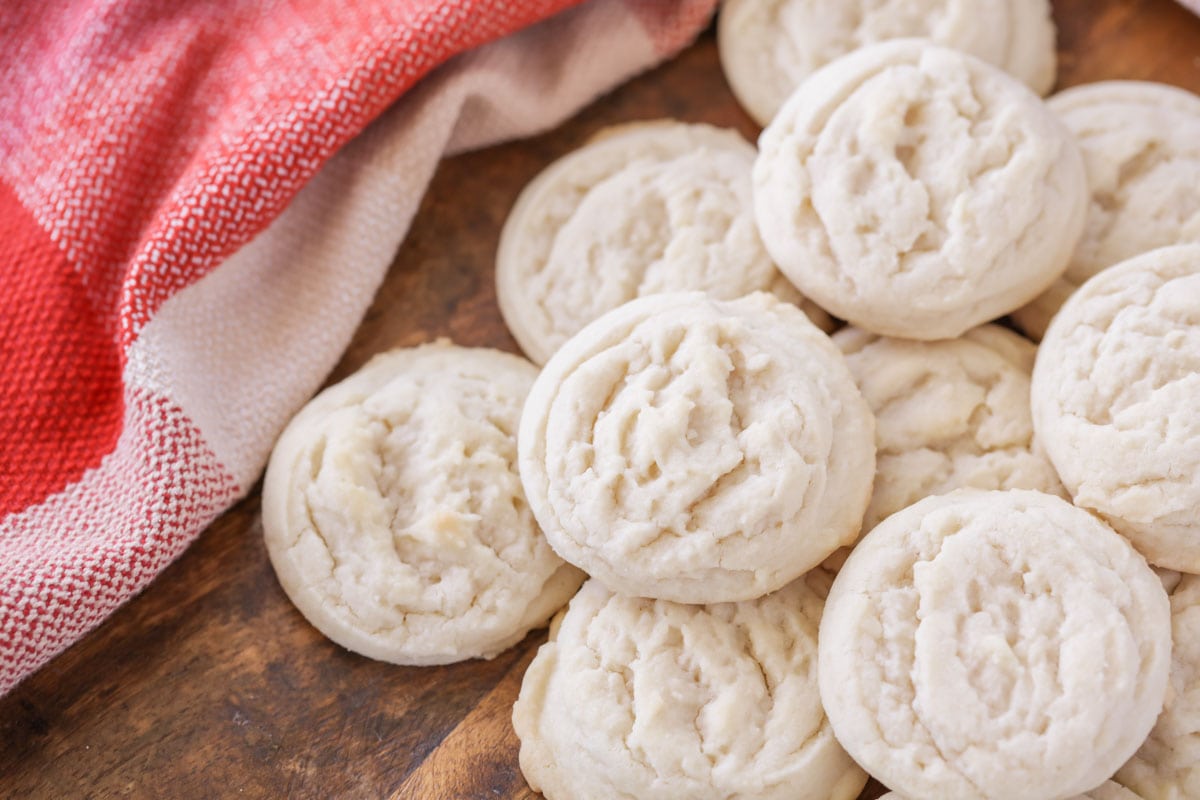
3, 1, 1200, 797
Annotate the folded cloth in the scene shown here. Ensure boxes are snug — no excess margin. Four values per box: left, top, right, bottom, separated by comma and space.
0, 0, 716, 696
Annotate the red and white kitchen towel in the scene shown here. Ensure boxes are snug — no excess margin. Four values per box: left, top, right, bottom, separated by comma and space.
0, 0, 717, 696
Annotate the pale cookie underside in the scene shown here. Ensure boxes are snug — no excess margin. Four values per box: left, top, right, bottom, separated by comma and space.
820, 489, 1171, 800
1013, 81, 1200, 339
518, 291, 874, 603
1031, 244, 1200, 571
513, 579, 867, 800
262, 343, 583, 666
753, 40, 1086, 340
834, 325, 1062, 532
718, 0, 1055, 126
495, 120, 828, 366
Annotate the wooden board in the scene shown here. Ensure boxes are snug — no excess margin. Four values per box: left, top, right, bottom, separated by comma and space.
3, 1, 1200, 796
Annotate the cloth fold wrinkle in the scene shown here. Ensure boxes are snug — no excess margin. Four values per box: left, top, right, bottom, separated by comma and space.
0, 0, 717, 696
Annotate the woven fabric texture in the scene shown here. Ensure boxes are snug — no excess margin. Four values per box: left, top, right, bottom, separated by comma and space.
0, 0, 716, 695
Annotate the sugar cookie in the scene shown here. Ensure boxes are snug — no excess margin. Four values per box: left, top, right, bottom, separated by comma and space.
518, 291, 875, 603
262, 342, 584, 665
1031, 244, 1200, 571
513, 578, 867, 800
754, 40, 1087, 340
880, 783, 1141, 800
1013, 81, 1200, 339
835, 325, 1062, 531
820, 489, 1171, 800
718, 0, 1056, 126
1116, 573, 1200, 799
496, 120, 831, 365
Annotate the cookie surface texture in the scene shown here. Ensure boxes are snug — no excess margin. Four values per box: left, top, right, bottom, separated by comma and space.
754, 40, 1087, 339
962, 323, 1039, 373
496, 120, 829, 366
820, 489, 1171, 800
879, 784, 1142, 800
513, 578, 867, 800
1013, 81, 1200, 338
1031, 244, 1200, 571
261, 342, 584, 665
518, 291, 875, 603
835, 325, 1063, 531
718, 0, 1056, 126
1116, 573, 1200, 799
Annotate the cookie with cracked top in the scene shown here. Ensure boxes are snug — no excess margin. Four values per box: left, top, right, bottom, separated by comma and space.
878, 783, 1140, 800
518, 290, 875, 604
753, 39, 1087, 340
1013, 81, 1200, 339
1116, 573, 1200, 798
834, 323, 1063, 533
1031, 244, 1200, 571
820, 489, 1171, 800
718, 0, 1055, 126
495, 119, 832, 366
513, 577, 866, 800
261, 341, 583, 665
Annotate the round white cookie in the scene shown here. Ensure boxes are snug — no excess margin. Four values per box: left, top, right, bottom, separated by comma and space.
261, 342, 584, 666
820, 489, 1172, 800
880, 784, 1142, 800
1117, 573, 1200, 799
495, 120, 831, 366
518, 291, 875, 604
718, 0, 1056, 126
835, 325, 1063, 532
1013, 81, 1200, 339
1031, 244, 1200, 571
816, 320, 1044, 583
513, 578, 868, 800
754, 39, 1087, 340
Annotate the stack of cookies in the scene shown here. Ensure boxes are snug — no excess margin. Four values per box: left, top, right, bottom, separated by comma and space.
260, 1, 1200, 798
